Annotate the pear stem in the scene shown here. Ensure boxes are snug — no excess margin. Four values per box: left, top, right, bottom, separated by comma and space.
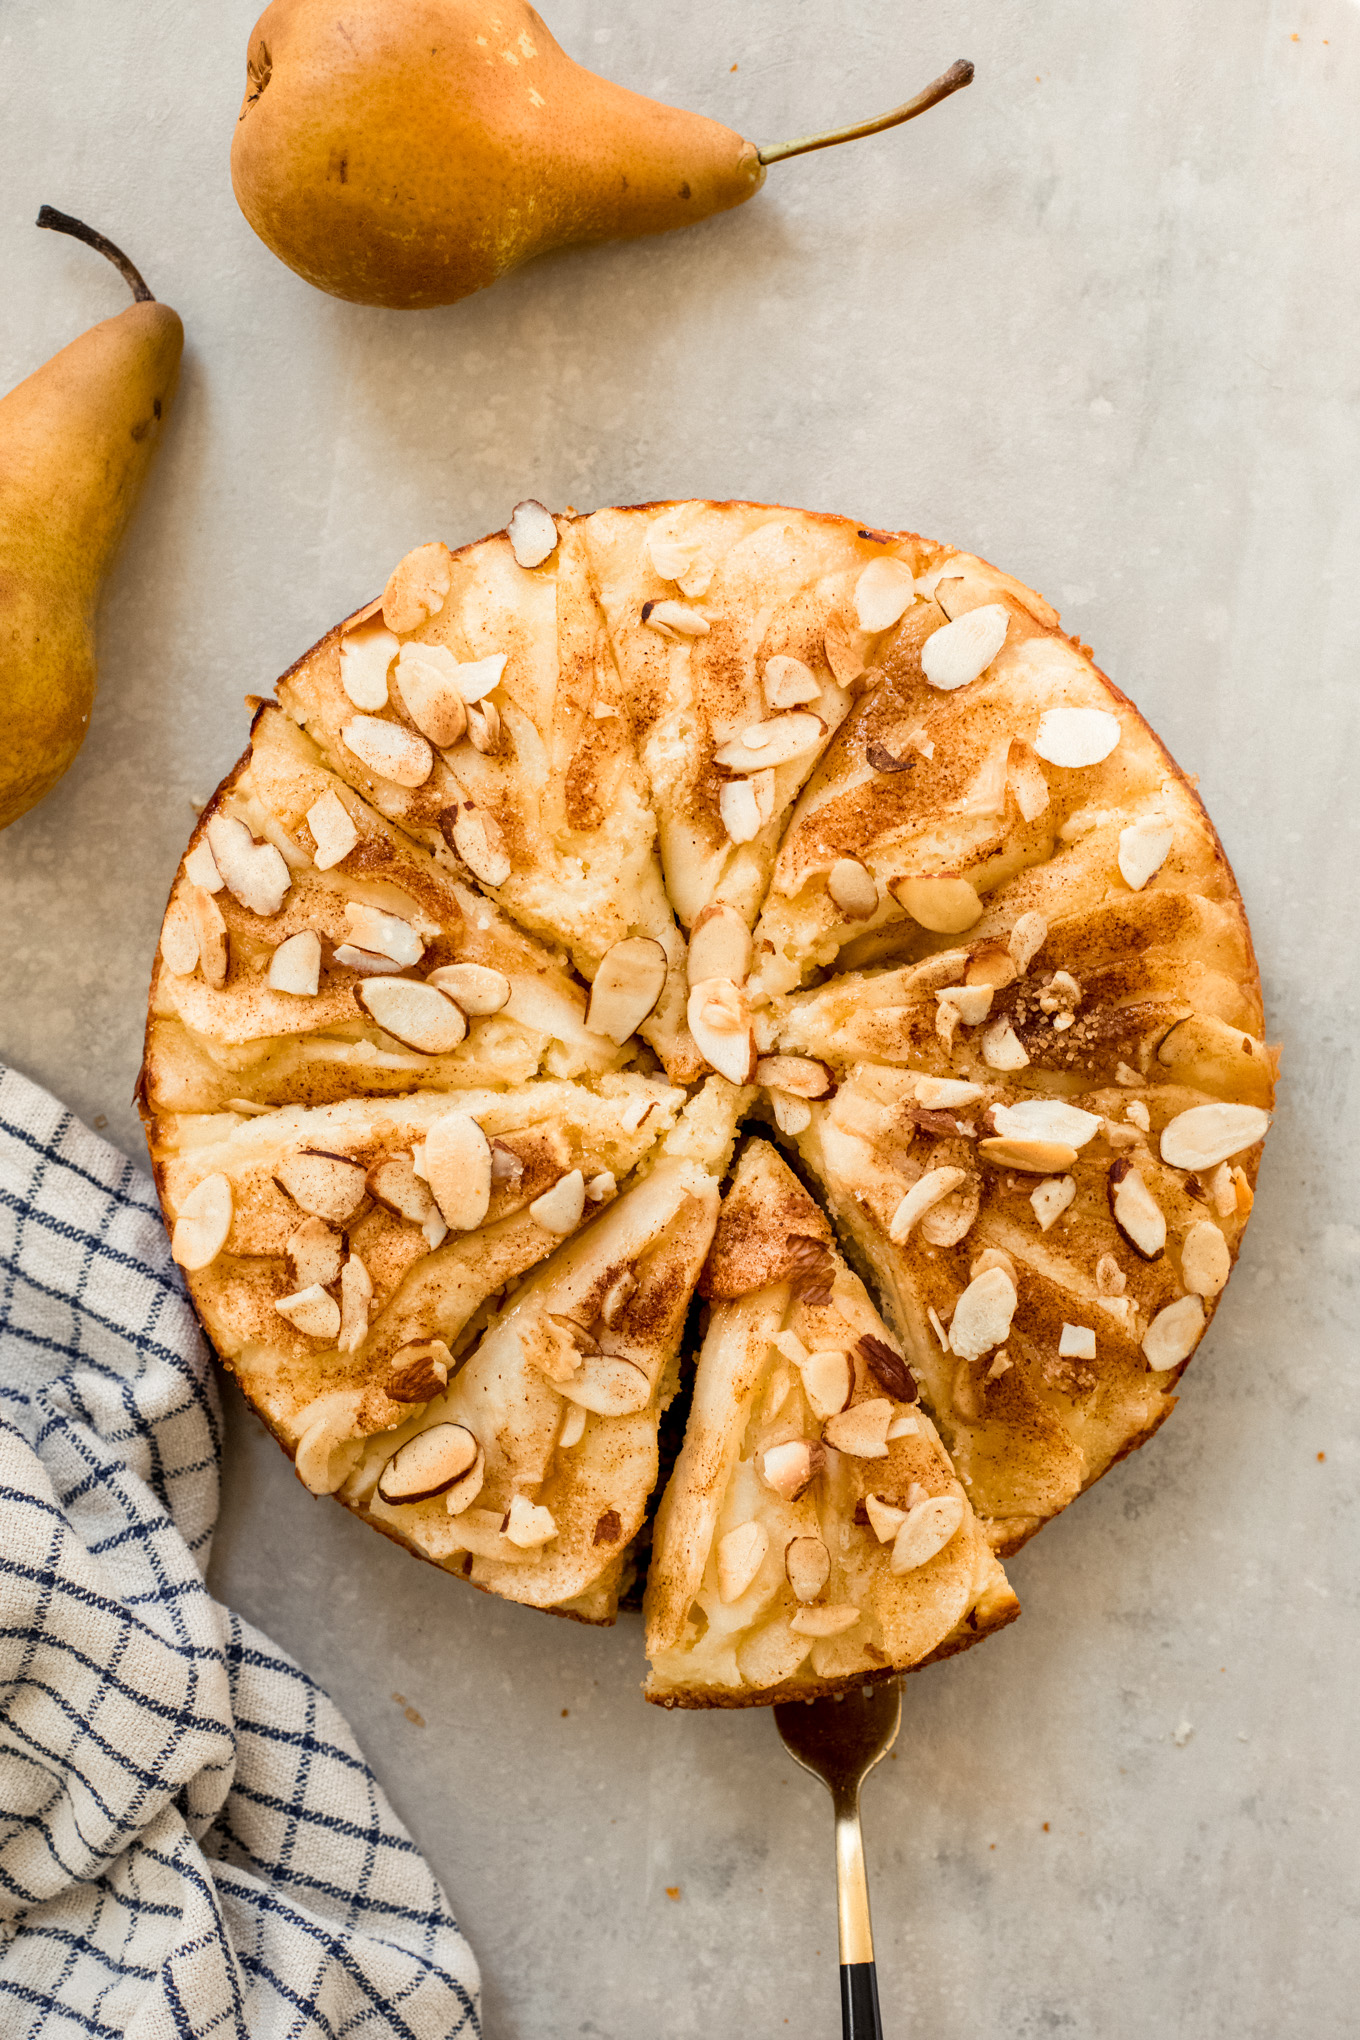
36, 206, 155, 303
757, 57, 974, 167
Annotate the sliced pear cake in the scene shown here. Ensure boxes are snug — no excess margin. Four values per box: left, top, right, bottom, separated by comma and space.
143, 500, 1273, 1701
644, 1141, 1016, 1705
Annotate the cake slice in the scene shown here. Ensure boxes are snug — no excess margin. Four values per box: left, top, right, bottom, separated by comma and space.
644, 1140, 1016, 1705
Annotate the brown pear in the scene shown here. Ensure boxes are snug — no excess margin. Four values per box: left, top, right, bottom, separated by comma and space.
0, 212, 182, 830
231, 0, 971, 310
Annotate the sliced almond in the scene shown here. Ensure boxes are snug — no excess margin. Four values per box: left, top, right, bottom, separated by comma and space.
393, 642, 469, 747
586, 937, 669, 1044
890, 1494, 965, 1573
159, 900, 199, 978
333, 944, 400, 975
275, 1149, 367, 1223
687, 977, 756, 1085
268, 930, 321, 997
717, 1521, 768, 1603
763, 654, 821, 709
799, 1349, 852, 1421
854, 556, 916, 632
506, 499, 559, 569
1159, 1103, 1271, 1172
1008, 911, 1048, 973
378, 1422, 479, 1505
340, 619, 399, 710
914, 1076, 985, 1108
445, 1448, 486, 1516
785, 1534, 832, 1603
823, 1398, 892, 1458
890, 873, 984, 934
1142, 1294, 1206, 1370
338, 1254, 372, 1353
558, 1351, 651, 1416
714, 713, 826, 774
466, 699, 503, 755
1058, 1324, 1097, 1361
980, 1135, 1079, 1172
446, 653, 507, 704
770, 1092, 812, 1136
450, 803, 511, 886
341, 902, 422, 968
948, 1267, 1017, 1361
865, 1493, 908, 1543
171, 1173, 233, 1270
827, 858, 879, 921
356, 977, 467, 1054
1181, 1219, 1230, 1297
1007, 740, 1050, 821
1108, 1159, 1166, 1259
719, 778, 763, 844
642, 598, 709, 638
1118, 817, 1174, 891
530, 1169, 586, 1234
1096, 1253, 1126, 1297
920, 603, 1008, 690
992, 1099, 1101, 1148
557, 1403, 588, 1451
687, 904, 752, 986
889, 1166, 967, 1244
341, 715, 434, 788
981, 1016, 1029, 1070
751, 768, 776, 826
919, 1176, 980, 1249
423, 1112, 492, 1231
760, 1438, 824, 1501
305, 789, 360, 870
504, 1494, 559, 1547
937, 984, 994, 1028
823, 615, 871, 684
384, 1339, 453, 1403
600, 1269, 638, 1327
184, 839, 223, 892
382, 541, 454, 634
275, 1284, 341, 1340
426, 962, 511, 1015
185, 887, 228, 987
790, 1603, 861, 1638
1030, 1175, 1076, 1232
293, 1390, 365, 1495
755, 1055, 835, 1100
1033, 706, 1121, 768
285, 1217, 343, 1290
206, 814, 291, 917
647, 531, 704, 582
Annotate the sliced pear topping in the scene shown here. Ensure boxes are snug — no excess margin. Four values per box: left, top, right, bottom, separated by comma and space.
425, 962, 511, 1015
586, 936, 669, 1043
790, 1603, 860, 1637
356, 977, 467, 1054
713, 713, 825, 773
558, 1352, 651, 1416
921, 603, 1009, 690
827, 857, 879, 921
1159, 1103, 1271, 1172
889, 873, 984, 933
798, 1349, 852, 1421
1108, 1159, 1166, 1259
686, 977, 756, 1085
184, 839, 223, 892
275, 1148, 368, 1223
529, 1169, 586, 1234
450, 803, 511, 886
304, 788, 359, 870
760, 1438, 824, 1501
1181, 1219, 1230, 1297
754, 1055, 835, 1100
1142, 1294, 1206, 1370
687, 904, 752, 986
1033, 706, 1122, 767
823, 1398, 893, 1458
890, 1494, 965, 1573
274, 1283, 341, 1340
424, 1111, 492, 1231
381, 541, 453, 634
763, 654, 821, 710
393, 642, 468, 746
171, 1173, 233, 1271
785, 1534, 832, 1603
889, 1166, 968, 1244
854, 556, 916, 632
268, 929, 321, 996
185, 886, 228, 988
378, 1422, 480, 1505
506, 498, 559, 568
641, 598, 709, 638
339, 618, 399, 710
717, 1521, 768, 1604
159, 900, 199, 978
205, 813, 291, 917
341, 714, 434, 787
948, 1267, 1018, 1362
504, 1494, 559, 1546
285, 1216, 343, 1290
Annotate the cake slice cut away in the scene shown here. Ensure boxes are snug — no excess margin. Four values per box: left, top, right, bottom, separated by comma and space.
644, 1139, 1016, 1705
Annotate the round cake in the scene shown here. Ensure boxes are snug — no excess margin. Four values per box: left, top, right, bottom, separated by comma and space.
141, 499, 1273, 1707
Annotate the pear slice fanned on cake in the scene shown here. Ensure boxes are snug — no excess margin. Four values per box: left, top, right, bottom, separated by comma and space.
342, 1076, 748, 1623
644, 1140, 1016, 1705
274, 523, 696, 1078
148, 704, 619, 1114
151, 1074, 682, 1459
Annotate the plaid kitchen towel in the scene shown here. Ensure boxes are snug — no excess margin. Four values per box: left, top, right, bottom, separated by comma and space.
0, 1064, 481, 2038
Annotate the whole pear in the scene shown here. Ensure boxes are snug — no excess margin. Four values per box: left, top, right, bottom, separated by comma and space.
232, 0, 767, 309
0, 213, 182, 830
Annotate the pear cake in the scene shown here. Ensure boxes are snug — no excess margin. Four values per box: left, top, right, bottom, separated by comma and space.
142, 499, 1274, 1707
